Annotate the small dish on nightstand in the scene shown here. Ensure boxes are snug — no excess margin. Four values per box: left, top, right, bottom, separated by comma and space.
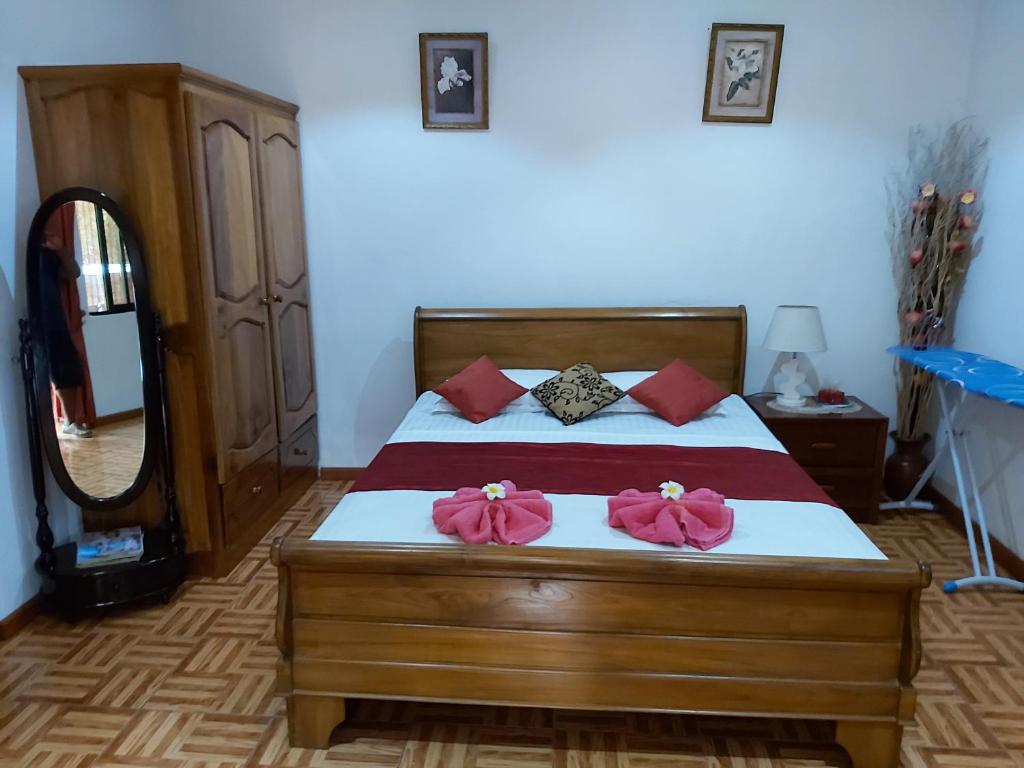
766, 399, 862, 415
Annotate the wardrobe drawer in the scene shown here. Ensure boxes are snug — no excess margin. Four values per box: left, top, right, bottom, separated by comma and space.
770, 421, 880, 468
281, 417, 318, 490
222, 449, 280, 544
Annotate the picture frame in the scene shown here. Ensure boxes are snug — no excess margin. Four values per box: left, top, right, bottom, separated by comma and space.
702, 23, 784, 124
419, 32, 489, 130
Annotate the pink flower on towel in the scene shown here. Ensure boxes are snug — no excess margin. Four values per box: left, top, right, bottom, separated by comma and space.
608, 487, 734, 550
432, 480, 553, 545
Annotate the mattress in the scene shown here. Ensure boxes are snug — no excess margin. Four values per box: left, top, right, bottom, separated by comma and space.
389, 393, 787, 451
314, 394, 885, 560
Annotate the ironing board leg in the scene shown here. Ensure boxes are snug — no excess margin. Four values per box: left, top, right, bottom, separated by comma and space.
939, 383, 984, 582
878, 429, 948, 512
879, 396, 965, 513
945, 575, 1024, 592
937, 383, 1024, 594
962, 425, 997, 576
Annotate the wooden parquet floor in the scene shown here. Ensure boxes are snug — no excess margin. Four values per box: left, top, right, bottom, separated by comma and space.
1, 480, 1022, 768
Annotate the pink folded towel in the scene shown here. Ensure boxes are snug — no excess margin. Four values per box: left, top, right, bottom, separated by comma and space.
608, 488, 734, 550
432, 480, 553, 545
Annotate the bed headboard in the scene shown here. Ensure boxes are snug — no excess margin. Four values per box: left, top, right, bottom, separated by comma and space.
414, 306, 747, 396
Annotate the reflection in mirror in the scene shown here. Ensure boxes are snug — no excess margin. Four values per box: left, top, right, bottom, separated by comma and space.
38, 200, 144, 499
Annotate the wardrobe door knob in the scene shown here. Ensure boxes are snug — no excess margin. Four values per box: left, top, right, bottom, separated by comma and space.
252, 485, 263, 495
272, 295, 283, 303
259, 296, 270, 306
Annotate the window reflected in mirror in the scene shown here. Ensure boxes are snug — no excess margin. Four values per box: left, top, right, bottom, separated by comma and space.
75, 203, 135, 315
39, 200, 145, 499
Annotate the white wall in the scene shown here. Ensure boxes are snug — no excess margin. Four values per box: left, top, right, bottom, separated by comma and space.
4, 0, 1015, 619
930, 0, 1024, 557
0, 0, 175, 619
81, 312, 144, 418
167, 0, 978, 466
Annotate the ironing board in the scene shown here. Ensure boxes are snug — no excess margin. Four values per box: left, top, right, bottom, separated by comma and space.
881, 346, 1024, 593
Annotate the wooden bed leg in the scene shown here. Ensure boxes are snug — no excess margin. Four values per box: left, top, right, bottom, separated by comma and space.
287, 693, 347, 749
836, 721, 902, 768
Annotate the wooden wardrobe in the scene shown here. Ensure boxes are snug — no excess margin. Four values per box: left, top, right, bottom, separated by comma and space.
20, 64, 319, 575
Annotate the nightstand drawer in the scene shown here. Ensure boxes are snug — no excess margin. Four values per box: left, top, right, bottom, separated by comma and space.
807, 469, 876, 517
770, 421, 880, 468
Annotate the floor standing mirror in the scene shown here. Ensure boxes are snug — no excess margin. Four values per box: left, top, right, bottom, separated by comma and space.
20, 187, 186, 618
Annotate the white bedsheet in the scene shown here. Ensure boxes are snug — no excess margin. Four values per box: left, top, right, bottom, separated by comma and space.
313, 394, 884, 560
390, 393, 787, 451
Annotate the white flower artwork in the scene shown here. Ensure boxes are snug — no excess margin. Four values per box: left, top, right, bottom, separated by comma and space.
420, 33, 488, 129
437, 55, 472, 95
702, 24, 783, 124
722, 44, 764, 104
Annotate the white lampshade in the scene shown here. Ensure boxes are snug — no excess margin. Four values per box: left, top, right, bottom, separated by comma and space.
763, 305, 827, 353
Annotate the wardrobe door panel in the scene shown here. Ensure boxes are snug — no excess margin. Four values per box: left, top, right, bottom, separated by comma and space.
278, 302, 315, 412
205, 123, 260, 300
187, 93, 278, 482
257, 113, 316, 438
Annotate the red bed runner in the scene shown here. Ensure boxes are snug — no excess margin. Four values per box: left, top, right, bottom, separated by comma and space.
351, 442, 836, 505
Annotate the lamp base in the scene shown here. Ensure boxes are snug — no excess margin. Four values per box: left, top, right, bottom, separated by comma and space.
775, 356, 809, 409
773, 394, 807, 408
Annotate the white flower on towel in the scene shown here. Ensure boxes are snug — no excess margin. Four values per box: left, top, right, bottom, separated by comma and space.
482, 482, 506, 501
660, 481, 685, 500
437, 56, 472, 94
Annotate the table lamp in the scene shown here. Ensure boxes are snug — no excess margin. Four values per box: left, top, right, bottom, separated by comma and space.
763, 305, 827, 407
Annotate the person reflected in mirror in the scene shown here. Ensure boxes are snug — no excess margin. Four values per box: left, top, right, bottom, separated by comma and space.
39, 224, 94, 438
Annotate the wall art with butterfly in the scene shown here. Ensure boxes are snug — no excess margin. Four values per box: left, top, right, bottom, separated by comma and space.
419, 32, 489, 130
702, 23, 784, 124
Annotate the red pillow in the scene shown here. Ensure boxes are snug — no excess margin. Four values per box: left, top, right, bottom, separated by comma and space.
628, 359, 729, 426
434, 356, 527, 423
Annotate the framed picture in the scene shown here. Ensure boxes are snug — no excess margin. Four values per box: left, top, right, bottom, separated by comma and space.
419, 33, 489, 130
702, 23, 784, 124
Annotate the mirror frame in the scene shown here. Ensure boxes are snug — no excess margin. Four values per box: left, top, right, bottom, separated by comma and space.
26, 187, 163, 511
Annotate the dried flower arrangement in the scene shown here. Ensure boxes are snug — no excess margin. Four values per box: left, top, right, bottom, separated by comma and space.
887, 121, 987, 441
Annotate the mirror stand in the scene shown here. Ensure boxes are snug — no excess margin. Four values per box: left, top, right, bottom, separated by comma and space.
19, 318, 56, 577
18, 312, 186, 619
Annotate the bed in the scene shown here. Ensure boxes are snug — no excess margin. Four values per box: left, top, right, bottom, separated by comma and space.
273, 307, 928, 768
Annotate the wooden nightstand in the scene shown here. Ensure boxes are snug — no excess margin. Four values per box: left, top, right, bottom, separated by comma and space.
745, 394, 888, 524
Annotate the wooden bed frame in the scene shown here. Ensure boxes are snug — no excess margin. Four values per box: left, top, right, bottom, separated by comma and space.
274, 307, 929, 767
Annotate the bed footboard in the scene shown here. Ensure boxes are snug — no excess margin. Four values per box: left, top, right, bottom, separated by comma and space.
272, 538, 928, 767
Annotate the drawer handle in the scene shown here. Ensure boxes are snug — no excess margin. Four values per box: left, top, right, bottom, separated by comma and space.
810, 441, 837, 451
251, 484, 263, 495
293, 447, 309, 457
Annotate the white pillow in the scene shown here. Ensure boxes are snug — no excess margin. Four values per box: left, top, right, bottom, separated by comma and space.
602, 371, 655, 390
600, 371, 657, 414
601, 370, 724, 416
432, 369, 557, 414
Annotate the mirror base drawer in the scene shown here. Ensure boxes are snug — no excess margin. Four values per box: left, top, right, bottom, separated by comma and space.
49, 529, 186, 617
222, 449, 280, 545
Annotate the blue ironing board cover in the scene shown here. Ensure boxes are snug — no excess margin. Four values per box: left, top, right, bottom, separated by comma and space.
888, 346, 1024, 409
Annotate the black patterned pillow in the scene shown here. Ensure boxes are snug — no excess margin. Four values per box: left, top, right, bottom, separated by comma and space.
531, 363, 625, 425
